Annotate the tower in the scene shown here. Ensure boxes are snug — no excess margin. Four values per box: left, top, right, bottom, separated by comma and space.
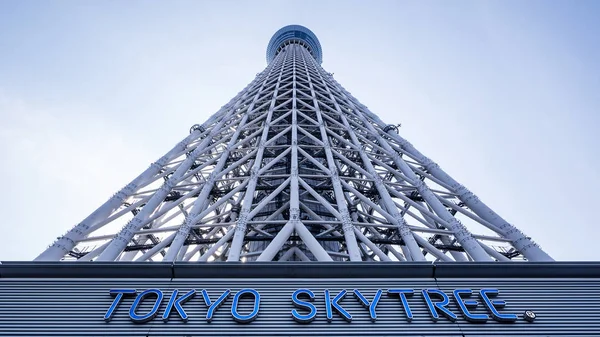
35, 25, 553, 263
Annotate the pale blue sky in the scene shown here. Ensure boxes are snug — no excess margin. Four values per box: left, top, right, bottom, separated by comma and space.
0, 1, 598, 260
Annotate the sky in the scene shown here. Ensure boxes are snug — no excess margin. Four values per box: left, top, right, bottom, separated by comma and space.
0, 1, 598, 261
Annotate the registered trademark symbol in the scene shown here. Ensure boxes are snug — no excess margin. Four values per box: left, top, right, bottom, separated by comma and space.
523, 310, 536, 322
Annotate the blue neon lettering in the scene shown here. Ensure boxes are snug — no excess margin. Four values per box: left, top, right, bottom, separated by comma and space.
479, 289, 517, 322
324, 289, 352, 322
353, 289, 382, 321
453, 289, 489, 322
129, 289, 163, 323
201, 289, 231, 322
231, 289, 260, 323
422, 289, 458, 322
291, 289, 317, 323
387, 289, 414, 321
104, 289, 137, 322
162, 289, 196, 322
103, 287, 520, 324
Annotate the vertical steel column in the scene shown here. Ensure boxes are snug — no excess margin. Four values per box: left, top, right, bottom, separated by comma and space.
285, 46, 334, 262
299, 48, 362, 261
255, 45, 336, 261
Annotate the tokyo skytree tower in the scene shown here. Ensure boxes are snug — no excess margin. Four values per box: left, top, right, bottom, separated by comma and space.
35, 25, 553, 263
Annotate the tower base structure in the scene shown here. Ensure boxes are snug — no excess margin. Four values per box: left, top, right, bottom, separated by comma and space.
0, 262, 598, 336
35, 25, 553, 264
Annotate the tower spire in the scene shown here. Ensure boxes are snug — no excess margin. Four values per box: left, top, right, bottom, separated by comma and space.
35, 25, 552, 262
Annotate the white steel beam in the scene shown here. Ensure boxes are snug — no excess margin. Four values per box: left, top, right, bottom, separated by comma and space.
299, 54, 361, 261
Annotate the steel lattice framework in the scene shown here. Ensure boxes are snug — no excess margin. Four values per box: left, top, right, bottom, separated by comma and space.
36, 25, 553, 263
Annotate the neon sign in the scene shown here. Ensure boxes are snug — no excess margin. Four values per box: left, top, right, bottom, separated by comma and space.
104, 287, 526, 323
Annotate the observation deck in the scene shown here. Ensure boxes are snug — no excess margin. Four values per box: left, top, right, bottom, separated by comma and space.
266, 25, 323, 64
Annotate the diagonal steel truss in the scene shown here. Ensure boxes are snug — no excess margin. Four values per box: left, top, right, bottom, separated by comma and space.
35, 29, 553, 263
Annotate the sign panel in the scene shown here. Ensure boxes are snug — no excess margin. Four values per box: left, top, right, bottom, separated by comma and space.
104, 287, 530, 324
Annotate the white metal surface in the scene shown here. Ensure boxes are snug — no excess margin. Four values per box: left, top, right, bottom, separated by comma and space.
35, 26, 552, 263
